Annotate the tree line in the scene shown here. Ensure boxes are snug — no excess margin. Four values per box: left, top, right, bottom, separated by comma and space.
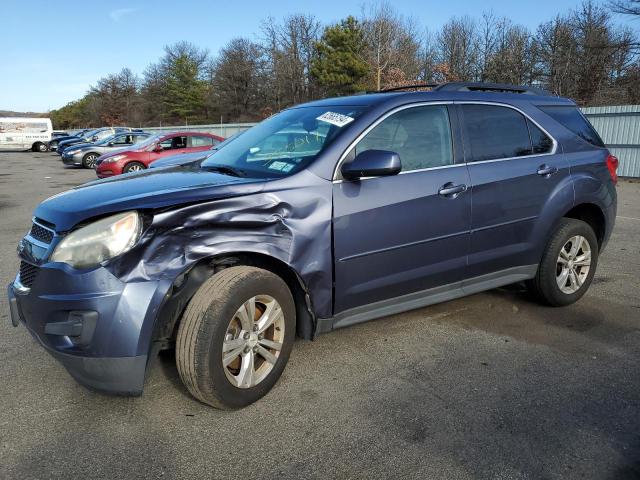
50, 0, 640, 129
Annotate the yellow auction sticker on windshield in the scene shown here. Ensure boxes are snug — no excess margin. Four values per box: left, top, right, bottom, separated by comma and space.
316, 112, 355, 128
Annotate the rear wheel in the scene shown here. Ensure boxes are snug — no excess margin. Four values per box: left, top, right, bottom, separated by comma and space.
176, 266, 296, 409
123, 162, 145, 173
82, 152, 99, 169
32, 142, 47, 152
528, 218, 599, 306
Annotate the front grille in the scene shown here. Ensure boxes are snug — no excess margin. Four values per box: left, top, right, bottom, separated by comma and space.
19, 261, 39, 288
30, 223, 54, 244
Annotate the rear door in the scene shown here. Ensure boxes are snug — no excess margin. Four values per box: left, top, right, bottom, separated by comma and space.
333, 104, 471, 313
458, 103, 569, 278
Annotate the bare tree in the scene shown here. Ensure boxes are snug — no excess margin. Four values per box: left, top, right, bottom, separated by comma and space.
210, 38, 268, 122
437, 16, 480, 81
361, 2, 422, 90
608, 0, 640, 15
261, 14, 322, 109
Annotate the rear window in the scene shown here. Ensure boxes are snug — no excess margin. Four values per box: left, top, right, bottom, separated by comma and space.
538, 106, 605, 148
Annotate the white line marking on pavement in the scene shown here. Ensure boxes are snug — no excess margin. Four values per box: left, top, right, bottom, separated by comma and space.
617, 216, 640, 222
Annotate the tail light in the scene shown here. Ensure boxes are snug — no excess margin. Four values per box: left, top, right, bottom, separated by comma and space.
606, 154, 619, 185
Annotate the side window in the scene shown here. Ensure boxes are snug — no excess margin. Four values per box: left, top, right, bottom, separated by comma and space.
172, 136, 187, 149
538, 105, 605, 148
161, 136, 188, 150
133, 135, 147, 144
159, 139, 173, 150
354, 105, 453, 172
191, 136, 214, 147
527, 120, 553, 154
113, 135, 130, 145
461, 105, 532, 162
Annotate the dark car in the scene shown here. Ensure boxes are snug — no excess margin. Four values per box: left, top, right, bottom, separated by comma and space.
8, 82, 618, 409
94, 131, 224, 177
48, 129, 93, 152
61, 132, 151, 168
56, 127, 142, 155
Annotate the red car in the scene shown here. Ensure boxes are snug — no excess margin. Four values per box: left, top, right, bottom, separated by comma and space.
95, 131, 224, 178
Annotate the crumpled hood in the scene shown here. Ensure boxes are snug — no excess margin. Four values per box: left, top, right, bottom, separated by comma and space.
35, 165, 265, 231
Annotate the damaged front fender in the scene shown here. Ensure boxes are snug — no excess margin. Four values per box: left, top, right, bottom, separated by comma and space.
105, 170, 334, 347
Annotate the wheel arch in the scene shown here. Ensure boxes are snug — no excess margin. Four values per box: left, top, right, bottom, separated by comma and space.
150, 251, 316, 355
563, 202, 606, 248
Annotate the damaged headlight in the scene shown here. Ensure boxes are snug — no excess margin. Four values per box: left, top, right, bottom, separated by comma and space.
51, 211, 141, 268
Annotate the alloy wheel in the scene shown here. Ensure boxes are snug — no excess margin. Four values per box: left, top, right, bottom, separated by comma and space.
222, 295, 285, 389
556, 235, 591, 294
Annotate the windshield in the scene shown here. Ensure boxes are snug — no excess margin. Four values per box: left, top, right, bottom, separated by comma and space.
94, 134, 118, 145
202, 106, 365, 178
134, 134, 162, 149
81, 128, 100, 139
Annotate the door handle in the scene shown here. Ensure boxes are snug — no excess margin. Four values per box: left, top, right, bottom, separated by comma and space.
438, 182, 467, 197
537, 164, 558, 176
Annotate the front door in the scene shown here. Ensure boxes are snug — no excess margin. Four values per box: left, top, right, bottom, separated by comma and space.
332, 104, 471, 314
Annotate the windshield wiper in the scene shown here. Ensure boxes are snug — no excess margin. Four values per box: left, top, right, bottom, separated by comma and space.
203, 164, 246, 177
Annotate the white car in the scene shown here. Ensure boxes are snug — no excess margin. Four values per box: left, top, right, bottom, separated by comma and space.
0, 117, 53, 152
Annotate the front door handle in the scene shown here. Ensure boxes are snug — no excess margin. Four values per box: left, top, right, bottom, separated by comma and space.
438, 182, 467, 197
537, 164, 558, 176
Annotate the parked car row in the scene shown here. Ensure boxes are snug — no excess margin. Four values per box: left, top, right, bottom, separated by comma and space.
50, 127, 225, 177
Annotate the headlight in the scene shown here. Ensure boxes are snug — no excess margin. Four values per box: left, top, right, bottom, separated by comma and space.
66, 149, 80, 155
102, 154, 126, 164
51, 211, 141, 268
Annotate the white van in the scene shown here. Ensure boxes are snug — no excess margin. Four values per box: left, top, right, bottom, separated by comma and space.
0, 117, 53, 152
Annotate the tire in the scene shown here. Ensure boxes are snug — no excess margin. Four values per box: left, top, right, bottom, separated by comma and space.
528, 218, 599, 307
32, 142, 47, 152
122, 162, 145, 173
82, 152, 99, 168
48, 142, 57, 152
82, 152, 99, 169
176, 266, 296, 409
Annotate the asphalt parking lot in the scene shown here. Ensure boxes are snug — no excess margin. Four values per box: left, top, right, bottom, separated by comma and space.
0, 151, 639, 480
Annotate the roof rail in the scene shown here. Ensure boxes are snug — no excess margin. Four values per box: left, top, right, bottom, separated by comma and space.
434, 82, 552, 96
378, 83, 440, 93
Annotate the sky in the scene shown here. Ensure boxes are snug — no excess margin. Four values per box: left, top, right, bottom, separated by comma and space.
1, 0, 636, 112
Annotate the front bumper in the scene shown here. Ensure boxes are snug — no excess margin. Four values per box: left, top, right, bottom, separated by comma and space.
61, 152, 82, 166
95, 167, 117, 178
7, 263, 172, 395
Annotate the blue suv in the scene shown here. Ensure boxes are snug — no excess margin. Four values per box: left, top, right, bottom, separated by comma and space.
8, 83, 618, 409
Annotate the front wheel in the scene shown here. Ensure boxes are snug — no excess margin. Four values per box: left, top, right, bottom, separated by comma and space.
82, 153, 99, 169
528, 218, 599, 306
176, 266, 296, 409
122, 162, 145, 173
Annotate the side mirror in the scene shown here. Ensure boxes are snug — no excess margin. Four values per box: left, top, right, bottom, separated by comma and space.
107, 142, 114, 146
341, 150, 401, 180
153, 144, 163, 152
91, 135, 98, 141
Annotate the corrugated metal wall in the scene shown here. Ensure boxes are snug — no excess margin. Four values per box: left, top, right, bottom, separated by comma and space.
582, 105, 640, 178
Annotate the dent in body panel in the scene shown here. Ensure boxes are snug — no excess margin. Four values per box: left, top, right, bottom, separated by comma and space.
105, 174, 335, 318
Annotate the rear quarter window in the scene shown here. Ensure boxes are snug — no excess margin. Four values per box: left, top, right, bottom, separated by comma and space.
538, 106, 605, 148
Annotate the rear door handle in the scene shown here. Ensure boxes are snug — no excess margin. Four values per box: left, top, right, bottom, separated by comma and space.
438, 182, 467, 197
537, 164, 558, 176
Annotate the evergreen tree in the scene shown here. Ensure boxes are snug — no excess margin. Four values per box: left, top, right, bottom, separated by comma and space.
311, 16, 369, 96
